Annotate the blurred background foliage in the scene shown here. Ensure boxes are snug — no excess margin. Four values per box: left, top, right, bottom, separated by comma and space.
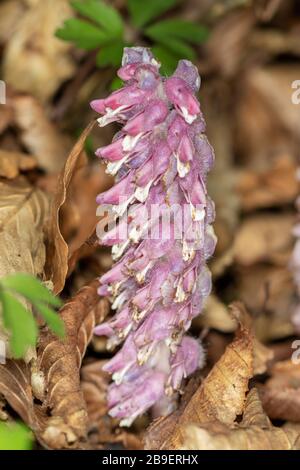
56, 0, 209, 79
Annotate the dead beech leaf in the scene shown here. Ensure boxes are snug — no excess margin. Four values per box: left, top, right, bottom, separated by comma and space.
0, 360, 37, 428
0, 177, 49, 359
260, 360, 300, 422
0, 280, 110, 449
182, 388, 300, 450
236, 155, 299, 210
233, 213, 294, 267
181, 422, 297, 450
0, 149, 36, 179
45, 121, 96, 294
12, 95, 72, 173
241, 386, 271, 428
145, 302, 254, 450
36, 280, 110, 449
0, 177, 48, 279
3, 0, 75, 102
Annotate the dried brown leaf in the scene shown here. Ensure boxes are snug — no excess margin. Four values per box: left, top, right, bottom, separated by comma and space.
0, 178, 48, 278
181, 388, 300, 450
0, 281, 110, 449
36, 280, 110, 448
0, 360, 38, 429
0, 178, 49, 356
45, 121, 96, 294
182, 415, 300, 450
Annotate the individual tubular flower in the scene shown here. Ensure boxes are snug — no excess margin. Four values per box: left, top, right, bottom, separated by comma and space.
92, 47, 216, 426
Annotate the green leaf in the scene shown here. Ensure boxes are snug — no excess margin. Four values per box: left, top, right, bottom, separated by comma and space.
0, 422, 33, 450
71, 0, 123, 35
1, 273, 62, 308
145, 19, 209, 44
152, 45, 178, 76
110, 76, 123, 91
96, 40, 125, 67
0, 290, 37, 358
128, 0, 178, 28
156, 37, 196, 61
35, 302, 65, 338
56, 18, 111, 49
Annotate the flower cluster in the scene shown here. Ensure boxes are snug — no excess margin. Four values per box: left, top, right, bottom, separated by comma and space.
92, 47, 216, 426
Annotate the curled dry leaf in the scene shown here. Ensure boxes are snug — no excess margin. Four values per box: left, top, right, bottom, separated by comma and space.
260, 360, 300, 422
0, 360, 40, 433
145, 302, 254, 450
233, 213, 294, 267
0, 149, 36, 179
12, 95, 72, 174
36, 280, 110, 449
3, 0, 75, 102
182, 388, 300, 450
45, 121, 96, 294
0, 280, 110, 449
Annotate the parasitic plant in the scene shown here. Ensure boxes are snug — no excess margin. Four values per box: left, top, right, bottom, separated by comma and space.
92, 47, 216, 426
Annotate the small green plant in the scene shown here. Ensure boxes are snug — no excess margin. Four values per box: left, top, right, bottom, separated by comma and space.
0, 422, 33, 450
0, 273, 64, 358
56, 0, 209, 75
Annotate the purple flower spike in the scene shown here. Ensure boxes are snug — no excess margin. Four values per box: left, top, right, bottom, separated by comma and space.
92, 47, 216, 426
